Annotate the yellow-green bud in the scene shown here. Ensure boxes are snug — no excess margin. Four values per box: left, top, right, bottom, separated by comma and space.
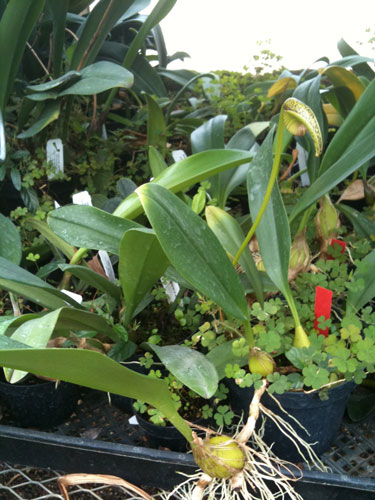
248, 348, 275, 377
293, 325, 311, 348
314, 195, 340, 255
289, 230, 310, 281
193, 436, 246, 479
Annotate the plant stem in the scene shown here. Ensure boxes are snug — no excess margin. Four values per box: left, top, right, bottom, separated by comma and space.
233, 110, 285, 267
243, 319, 254, 348
296, 204, 315, 234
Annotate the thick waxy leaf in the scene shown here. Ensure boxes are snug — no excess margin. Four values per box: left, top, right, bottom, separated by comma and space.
0, 0, 45, 111
149, 145, 167, 177
70, 0, 145, 70
289, 116, 375, 222
206, 340, 248, 380
205, 206, 263, 305
319, 77, 375, 175
322, 66, 366, 102
18, 100, 60, 139
0, 346, 192, 441
149, 344, 218, 398
137, 184, 249, 321
48, 205, 142, 254
47, 0, 69, 77
58, 264, 122, 301
59, 62, 133, 96
267, 76, 298, 98
119, 228, 169, 324
27, 71, 81, 93
247, 129, 290, 294
0, 214, 22, 265
336, 203, 375, 240
347, 252, 375, 314
5, 307, 117, 383
191, 115, 226, 153
113, 149, 254, 220
145, 93, 167, 158
0, 257, 82, 310
337, 38, 375, 80
27, 218, 75, 260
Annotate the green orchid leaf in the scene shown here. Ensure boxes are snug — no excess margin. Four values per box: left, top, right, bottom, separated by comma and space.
145, 94, 167, 159
0, 346, 192, 441
137, 183, 249, 321
48, 205, 142, 254
47, 0, 69, 77
27, 71, 81, 93
336, 203, 375, 240
59, 62, 133, 96
205, 205, 263, 306
247, 129, 290, 295
149, 145, 168, 177
0, 0, 45, 112
119, 228, 169, 324
70, 0, 145, 70
58, 264, 122, 301
347, 252, 375, 314
27, 218, 75, 260
18, 100, 60, 139
319, 77, 375, 175
0, 214, 22, 265
322, 65, 366, 102
289, 116, 375, 222
113, 149, 254, 220
337, 38, 375, 80
0, 257, 82, 310
5, 307, 119, 383
206, 340, 248, 380
149, 344, 219, 398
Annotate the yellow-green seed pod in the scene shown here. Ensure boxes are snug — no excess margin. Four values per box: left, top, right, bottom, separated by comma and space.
314, 195, 340, 255
289, 230, 311, 281
248, 349, 275, 377
282, 98, 323, 157
193, 435, 246, 479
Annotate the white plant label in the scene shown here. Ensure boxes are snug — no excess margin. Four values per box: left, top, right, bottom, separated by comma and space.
296, 144, 310, 187
163, 280, 180, 303
172, 149, 187, 163
46, 138, 64, 180
62, 289, 83, 304
72, 190, 92, 206
128, 415, 139, 425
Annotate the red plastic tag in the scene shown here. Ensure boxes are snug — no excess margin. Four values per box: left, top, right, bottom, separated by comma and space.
314, 286, 333, 337
327, 239, 346, 260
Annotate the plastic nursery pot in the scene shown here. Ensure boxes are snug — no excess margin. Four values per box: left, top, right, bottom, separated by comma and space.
227, 379, 355, 462
133, 409, 192, 452
0, 373, 80, 430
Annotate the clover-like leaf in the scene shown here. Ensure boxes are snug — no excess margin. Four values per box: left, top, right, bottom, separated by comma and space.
302, 364, 330, 389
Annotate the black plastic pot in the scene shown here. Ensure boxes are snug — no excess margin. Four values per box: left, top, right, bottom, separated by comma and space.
134, 410, 191, 452
0, 375, 80, 429
227, 380, 355, 462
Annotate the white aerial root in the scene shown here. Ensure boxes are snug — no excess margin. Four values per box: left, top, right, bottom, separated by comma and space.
162, 379, 327, 500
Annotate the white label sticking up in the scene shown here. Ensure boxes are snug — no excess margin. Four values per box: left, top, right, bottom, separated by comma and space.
296, 144, 311, 187
98, 250, 116, 282
172, 149, 187, 163
62, 289, 83, 304
72, 190, 92, 206
46, 139, 64, 180
163, 280, 180, 304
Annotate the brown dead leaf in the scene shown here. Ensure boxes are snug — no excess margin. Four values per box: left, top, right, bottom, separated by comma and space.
337, 180, 365, 202
87, 254, 108, 278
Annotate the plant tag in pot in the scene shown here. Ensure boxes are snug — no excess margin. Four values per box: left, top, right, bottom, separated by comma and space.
172, 149, 187, 163
46, 138, 64, 180
314, 286, 332, 337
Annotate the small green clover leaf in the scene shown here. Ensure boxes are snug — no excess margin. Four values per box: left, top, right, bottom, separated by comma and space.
257, 329, 281, 352
232, 337, 250, 357
214, 382, 229, 401
148, 408, 166, 426
214, 405, 234, 427
202, 404, 213, 419
302, 365, 330, 389
340, 324, 362, 342
133, 401, 147, 414
364, 326, 375, 342
267, 373, 290, 394
225, 363, 245, 379
238, 372, 262, 388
